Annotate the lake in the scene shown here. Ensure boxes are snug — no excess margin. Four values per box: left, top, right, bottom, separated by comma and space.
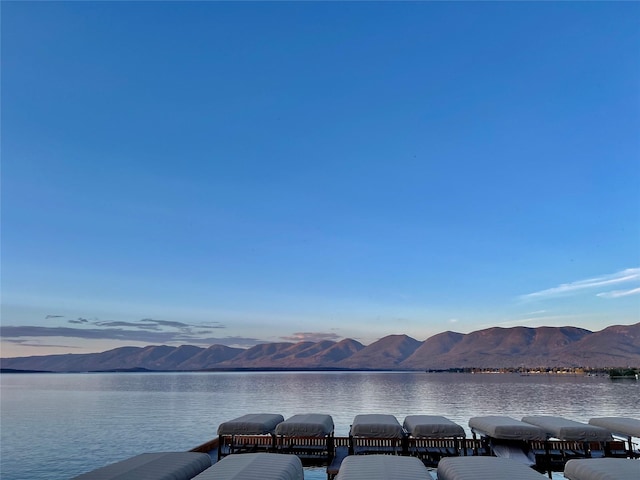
1, 371, 638, 479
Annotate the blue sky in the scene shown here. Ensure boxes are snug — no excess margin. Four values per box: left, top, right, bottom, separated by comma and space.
2, 1, 639, 357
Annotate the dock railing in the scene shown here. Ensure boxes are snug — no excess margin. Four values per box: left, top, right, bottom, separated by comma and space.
406, 437, 475, 466
275, 434, 335, 464
348, 435, 405, 455
217, 434, 277, 460
202, 433, 638, 479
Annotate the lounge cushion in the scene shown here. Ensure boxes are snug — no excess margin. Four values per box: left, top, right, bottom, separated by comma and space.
469, 415, 546, 441
404, 415, 465, 438
336, 454, 434, 480
275, 414, 334, 437
71, 452, 212, 480
217, 413, 284, 435
522, 416, 612, 442
564, 458, 640, 480
349, 414, 404, 438
437, 456, 547, 480
193, 453, 303, 480
589, 417, 640, 438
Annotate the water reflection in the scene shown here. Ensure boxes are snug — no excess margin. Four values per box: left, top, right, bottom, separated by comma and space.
1, 371, 637, 480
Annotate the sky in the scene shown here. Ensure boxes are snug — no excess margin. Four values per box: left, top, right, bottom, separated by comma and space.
1, 1, 639, 358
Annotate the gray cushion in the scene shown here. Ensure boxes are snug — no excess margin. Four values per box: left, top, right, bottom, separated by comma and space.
564, 458, 640, 480
589, 417, 640, 438
217, 413, 284, 435
71, 452, 212, 480
522, 416, 612, 442
350, 414, 404, 438
469, 415, 546, 441
275, 414, 334, 437
404, 415, 465, 438
336, 454, 434, 480
437, 457, 547, 480
193, 453, 303, 480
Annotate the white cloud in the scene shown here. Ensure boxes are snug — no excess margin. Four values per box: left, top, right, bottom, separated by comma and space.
485, 314, 580, 329
520, 268, 640, 301
596, 287, 640, 299
280, 332, 342, 342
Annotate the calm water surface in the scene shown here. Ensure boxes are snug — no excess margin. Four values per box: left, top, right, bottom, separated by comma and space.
1, 371, 638, 479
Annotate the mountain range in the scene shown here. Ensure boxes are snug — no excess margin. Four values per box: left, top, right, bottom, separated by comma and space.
2, 323, 639, 372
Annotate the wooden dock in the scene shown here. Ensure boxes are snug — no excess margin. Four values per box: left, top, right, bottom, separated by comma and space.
193, 434, 637, 479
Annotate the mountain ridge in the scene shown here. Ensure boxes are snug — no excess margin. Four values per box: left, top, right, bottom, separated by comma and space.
2, 323, 639, 372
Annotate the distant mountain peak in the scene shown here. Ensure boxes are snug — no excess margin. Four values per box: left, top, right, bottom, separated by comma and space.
1, 323, 638, 372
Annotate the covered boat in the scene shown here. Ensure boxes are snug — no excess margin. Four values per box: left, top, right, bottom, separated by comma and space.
521, 415, 614, 466
274, 414, 335, 461
564, 458, 640, 480
335, 454, 434, 480
588, 417, 640, 439
350, 414, 404, 438
71, 452, 212, 480
403, 415, 466, 465
275, 414, 334, 437
437, 456, 548, 480
217, 413, 284, 436
217, 413, 284, 459
349, 414, 405, 455
521, 416, 612, 442
469, 415, 546, 441
588, 417, 640, 457
469, 416, 545, 466
193, 452, 303, 480
403, 415, 465, 438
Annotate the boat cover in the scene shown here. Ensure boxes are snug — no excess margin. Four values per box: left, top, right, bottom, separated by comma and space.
274, 413, 334, 437
437, 456, 547, 480
71, 452, 212, 480
469, 415, 546, 441
217, 413, 284, 435
588, 417, 640, 438
522, 415, 612, 442
564, 458, 640, 480
335, 454, 435, 480
193, 453, 302, 480
349, 414, 404, 438
403, 415, 465, 438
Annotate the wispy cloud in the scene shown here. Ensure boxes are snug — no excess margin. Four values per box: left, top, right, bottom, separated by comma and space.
95, 320, 163, 330
280, 332, 342, 342
4, 338, 82, 349
0, 325, 260, 348
484, 314, 580, 329
91, 318, 224, 332
140, 318, 222, 330
45, 315, 64, 319
520, 268, 640, 301
68, 318, 89, 324
597, 287, 640, 299
0, 316, 240, 348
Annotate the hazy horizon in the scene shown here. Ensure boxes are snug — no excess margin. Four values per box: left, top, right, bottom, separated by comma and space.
2, 2, 639, 357
2, 320, 637, 361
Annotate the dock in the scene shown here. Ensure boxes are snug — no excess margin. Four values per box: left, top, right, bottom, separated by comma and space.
192, 434, 635, 478
199, 413, 639, 478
